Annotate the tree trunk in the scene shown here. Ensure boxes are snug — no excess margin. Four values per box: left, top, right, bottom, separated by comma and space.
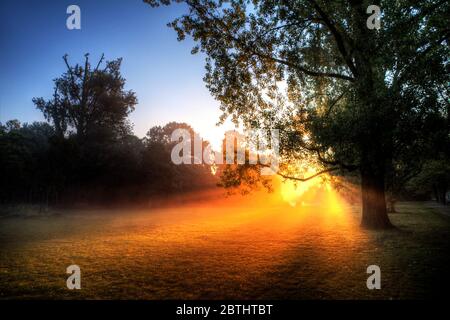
360, 168, 393, 229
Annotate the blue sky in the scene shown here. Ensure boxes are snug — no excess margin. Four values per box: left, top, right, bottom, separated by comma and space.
0, 0, 231, 148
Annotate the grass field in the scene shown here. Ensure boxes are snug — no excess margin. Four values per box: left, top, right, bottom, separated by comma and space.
0, 190, 449, 299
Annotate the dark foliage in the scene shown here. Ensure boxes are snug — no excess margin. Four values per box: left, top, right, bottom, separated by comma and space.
0, 55, 216, 207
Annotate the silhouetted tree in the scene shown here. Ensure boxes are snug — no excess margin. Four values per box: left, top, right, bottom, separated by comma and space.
33, 53, 137, 140
147, 0, 450, 229
143, 122, 216, 195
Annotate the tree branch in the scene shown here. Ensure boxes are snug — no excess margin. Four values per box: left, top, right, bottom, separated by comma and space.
307, 0, 358, 76
187, 0, 355, 82
325, 87, 351, 117
277, 166, 340, 182
94, 53, 105, 72
62, 54, 82, 103
254, 51, 355, 82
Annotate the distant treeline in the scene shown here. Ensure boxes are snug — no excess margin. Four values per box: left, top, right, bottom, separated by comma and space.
0, 119, 216, 206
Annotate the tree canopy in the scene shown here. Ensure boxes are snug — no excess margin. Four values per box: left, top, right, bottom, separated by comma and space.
33, 54, 137, 140
146, 0, 450, 228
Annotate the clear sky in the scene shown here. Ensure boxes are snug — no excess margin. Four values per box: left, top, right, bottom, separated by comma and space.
0, 0, 232, 149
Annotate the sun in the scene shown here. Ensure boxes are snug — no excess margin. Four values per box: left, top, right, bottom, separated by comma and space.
279, 167, 327, 206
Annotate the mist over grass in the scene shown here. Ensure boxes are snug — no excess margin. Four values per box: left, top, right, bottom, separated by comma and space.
1, 189, 448, 299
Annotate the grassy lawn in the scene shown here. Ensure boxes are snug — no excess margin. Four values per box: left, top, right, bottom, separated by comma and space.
0, 198, 449, 300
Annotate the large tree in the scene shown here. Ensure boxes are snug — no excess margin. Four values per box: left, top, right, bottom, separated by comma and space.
33, 54, 137, 140
31, 54, 140, 205
146, 0, 449, 228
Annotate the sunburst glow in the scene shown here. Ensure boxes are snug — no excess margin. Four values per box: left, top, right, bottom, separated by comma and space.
279, 166, 330, 207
